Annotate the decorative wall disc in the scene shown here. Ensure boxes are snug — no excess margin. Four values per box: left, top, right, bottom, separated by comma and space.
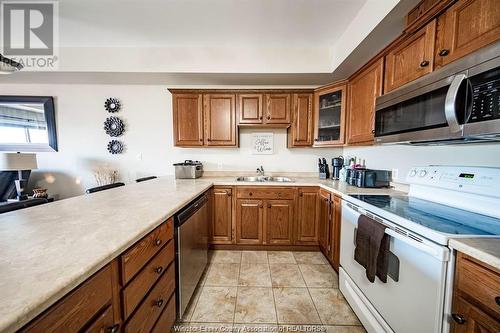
103, 116, 125, 137
105, 98, 121, 113
107, 140, 124, 154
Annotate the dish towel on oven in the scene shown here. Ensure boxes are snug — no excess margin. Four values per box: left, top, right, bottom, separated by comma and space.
354, 214, 390, 283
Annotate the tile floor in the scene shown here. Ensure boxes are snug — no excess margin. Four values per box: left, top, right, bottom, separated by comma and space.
175, 250, 365, 333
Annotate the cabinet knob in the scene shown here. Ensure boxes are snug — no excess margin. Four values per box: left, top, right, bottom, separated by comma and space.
259, 204, 263, 208
249, 192, 253, 196
155, 239, 162, 246
268, 203, 271, 208
155, 266, 163, 274
199, 139, 203, 142
207, 138, 211, 142
371, 129, 375, 134
259, 116, 263, 120
438, 49, 450, 56
495, 296, 500, 306
314, 138, 319, 142
226, 191, 232, 197
420, 60, 429, 67
156, 299, 164, 307
299, 192, 303, 197
106, 324, 120, 333
451, 313, 466, 325
324, 198, 329, 202
267, 115, 271, 120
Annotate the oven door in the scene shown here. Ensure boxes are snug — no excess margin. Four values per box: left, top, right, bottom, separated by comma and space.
339, 201, 450, 333
374, 73, 470, 144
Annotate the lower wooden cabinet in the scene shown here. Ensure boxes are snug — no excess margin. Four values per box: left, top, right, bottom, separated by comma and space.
236, 199, 264, 244
266, 199, 294, 245
317, 189, 342, 270
318, 189, 331, 253
211, 187, 233, 244
295, 187, 320, 245
20, 261, 121, 333
451, 252, 500, 332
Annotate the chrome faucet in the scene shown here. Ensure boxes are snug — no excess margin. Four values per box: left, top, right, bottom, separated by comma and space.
256, 166, 265, 176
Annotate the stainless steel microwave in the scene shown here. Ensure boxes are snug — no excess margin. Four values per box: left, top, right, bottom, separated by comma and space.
374, 42, 500, 145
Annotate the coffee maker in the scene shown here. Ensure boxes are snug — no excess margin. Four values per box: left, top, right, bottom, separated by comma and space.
332, 156, 344, 180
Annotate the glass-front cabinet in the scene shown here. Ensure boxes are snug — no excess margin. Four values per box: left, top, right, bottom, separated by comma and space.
313, 83, 347, 146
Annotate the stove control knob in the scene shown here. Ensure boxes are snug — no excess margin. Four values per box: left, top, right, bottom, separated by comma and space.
409, 170, 417, 177
419, 170, 428, 177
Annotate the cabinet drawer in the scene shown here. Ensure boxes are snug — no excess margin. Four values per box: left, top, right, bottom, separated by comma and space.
22, 264, 115, 333
122, 240, 175, 319
124, 263, 175, 333
456, 253, 500, 317
120, 218, 173, 284
236, 187, 295, 200
83, 305, 117, 333
152, 294, 177, 333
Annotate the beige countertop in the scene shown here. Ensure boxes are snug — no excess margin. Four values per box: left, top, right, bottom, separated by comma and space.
449, 238, 500, 270
0, 175, 406, 333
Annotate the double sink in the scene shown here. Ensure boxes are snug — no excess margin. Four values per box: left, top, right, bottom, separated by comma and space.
235, 176, 293, 183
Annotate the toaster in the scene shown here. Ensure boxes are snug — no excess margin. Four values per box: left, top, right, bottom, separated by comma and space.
173, 160, 203, 179
347, 169, 392, 188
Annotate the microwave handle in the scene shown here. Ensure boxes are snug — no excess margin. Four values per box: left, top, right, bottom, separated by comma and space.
445, 73, 468, 133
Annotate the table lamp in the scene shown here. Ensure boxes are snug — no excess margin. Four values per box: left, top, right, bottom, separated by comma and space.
0, 153, 38, 201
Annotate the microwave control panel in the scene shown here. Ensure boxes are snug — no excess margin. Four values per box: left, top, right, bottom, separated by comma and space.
469, 67, 500, 123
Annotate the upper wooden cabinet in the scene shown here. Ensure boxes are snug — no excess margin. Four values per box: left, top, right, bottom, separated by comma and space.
265, 93, 291, 124
347, 58, 384, 145
173, 93, 204, 146
211, 187, 233, 244
288, 93, 313, 147
313, 83, 347, 147
203, 94, 237, 146
238, 94, 263, 124
435, 0, 500, 68
384, 19, 436, 92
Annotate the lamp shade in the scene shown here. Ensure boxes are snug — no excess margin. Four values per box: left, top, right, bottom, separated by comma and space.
0, 153, 38, 171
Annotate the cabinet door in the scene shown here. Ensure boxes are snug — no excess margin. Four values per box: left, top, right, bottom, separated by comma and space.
451, 296, 500, 333
435, 0, 500, 68
313, 84, 347, 146
329, 196, 342, 271
266, 200, 294, 245
211, 187, 233, 244
347, 58, 384, 145
203, 94, 237, 146
295, 188, 319, 245
265, 93, 291, 124
173, 93, 204, 146
317, 189, 331, 254
289, 93, 313, 147
384, 19, 436, 92
236, 199, 264, 245
238, 94, 263, 124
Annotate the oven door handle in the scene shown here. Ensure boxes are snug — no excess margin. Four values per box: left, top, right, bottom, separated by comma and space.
445, 73, 468, 133
385, 229, 448, 261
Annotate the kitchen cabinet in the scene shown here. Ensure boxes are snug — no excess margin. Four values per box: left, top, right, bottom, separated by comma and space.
288, 93, 314, 147
238, 93, 263, 124
318, 189, 331, 253
265, 93, 291, 124
203, 94, 237, 146
211, 187, 233, 244
384, 19, 436, 92
20, 261, 121, 333
266, 199, 294, 245
435, 0, 500, 68
295, 187, 319, 245
451, 252, 500, 332
405, 0, 454, 34
313, 83, 347, 146
173, 93, 204, 146
347, 58, 384, 145
329, 196, 342, 271
235, 199, 264, 245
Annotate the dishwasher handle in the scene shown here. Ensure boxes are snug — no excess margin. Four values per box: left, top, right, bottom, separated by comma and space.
175, 194, 208, 227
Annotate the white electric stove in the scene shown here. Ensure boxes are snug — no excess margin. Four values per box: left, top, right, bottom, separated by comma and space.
340, 166, 500, 333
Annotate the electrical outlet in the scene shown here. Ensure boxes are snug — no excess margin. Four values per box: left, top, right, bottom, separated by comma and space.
392, 168, 399, 181
136, 153, 143, 161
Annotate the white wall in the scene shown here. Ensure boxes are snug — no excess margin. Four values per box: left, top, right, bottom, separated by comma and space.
343, 145, 500, 183
0, 83, 341, 199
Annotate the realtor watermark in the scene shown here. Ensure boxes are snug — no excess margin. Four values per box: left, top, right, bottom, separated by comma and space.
1, 0, 59, 70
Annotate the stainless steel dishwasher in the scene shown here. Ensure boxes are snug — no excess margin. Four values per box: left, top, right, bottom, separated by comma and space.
174, 193, 209, 319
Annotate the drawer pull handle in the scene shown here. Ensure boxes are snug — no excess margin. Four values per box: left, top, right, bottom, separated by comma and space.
155, 239, 162, 246
439, 49, 450, 56
156, 299, 164, 307
155, 266, 163, 274
495, 296, 500, 306
451, 313, 466, 325
106, 324, 120, 333
420, 60, 429, 67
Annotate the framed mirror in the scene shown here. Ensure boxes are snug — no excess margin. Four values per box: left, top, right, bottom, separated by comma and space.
0, 96, 58, 152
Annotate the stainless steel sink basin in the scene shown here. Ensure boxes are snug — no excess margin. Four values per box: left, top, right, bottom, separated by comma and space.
236, 176, 292, 182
